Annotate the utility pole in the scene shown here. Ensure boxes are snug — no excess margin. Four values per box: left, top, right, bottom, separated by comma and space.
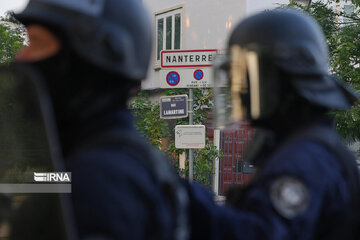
188, 88, 194, 181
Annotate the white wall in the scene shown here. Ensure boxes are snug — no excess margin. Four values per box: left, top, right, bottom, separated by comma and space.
246, 0, 289, 15
142, 0, 289, 89
142, 0, 246, 89
0, 0, 28, 17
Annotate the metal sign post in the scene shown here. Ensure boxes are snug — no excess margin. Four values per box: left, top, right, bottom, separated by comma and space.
160, 49, 217, 182
189, 88, 194, 181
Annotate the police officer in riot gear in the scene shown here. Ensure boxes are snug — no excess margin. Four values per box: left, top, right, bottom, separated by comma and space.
187, 8, 360, 240
9, 0, 188, 239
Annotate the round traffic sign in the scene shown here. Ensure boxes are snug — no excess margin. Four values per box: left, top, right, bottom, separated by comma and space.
166, 71, 180, 86
193, 69, 204, 81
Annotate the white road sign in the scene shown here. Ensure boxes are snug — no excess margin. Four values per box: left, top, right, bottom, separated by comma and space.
161, 49, 217, 68
175, 125, 206, 149
160, 68, 213, 88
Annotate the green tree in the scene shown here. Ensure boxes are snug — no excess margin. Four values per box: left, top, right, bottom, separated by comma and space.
288, 0, 360, 140
130, 89, 220, 187
180, 140, 220, 189
130, 91, 170, 149
0, 11, 26, 65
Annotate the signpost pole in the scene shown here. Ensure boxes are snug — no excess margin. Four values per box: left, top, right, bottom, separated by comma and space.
189, 88, 194, 182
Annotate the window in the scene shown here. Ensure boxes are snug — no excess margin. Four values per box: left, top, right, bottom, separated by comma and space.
156, 8, 182, 61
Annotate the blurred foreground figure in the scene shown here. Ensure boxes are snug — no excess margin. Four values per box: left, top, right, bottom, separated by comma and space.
11, 0, 188, 239
188, 9, 360, 240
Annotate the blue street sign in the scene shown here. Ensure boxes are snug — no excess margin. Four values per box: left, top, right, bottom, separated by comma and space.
160, 95, 188, 119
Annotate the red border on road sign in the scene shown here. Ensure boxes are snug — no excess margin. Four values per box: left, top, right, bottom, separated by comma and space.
161, 49, 218, 68
166, 71, 180, 86
193, 69, 204, 81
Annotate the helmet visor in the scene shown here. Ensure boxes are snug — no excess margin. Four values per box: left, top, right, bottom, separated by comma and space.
213, 45, 261, 128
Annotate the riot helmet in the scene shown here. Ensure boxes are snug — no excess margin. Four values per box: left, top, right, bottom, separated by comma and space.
214, 9, 359, 128
16, 0, 153, 81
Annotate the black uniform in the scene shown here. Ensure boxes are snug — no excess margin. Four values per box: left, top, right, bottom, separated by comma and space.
12, 0, 188, 239
202, 9, 360, 240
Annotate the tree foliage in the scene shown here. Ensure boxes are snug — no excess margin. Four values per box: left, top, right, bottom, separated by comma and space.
130, 91, 170, 149
0, 25, 23, 65
180, 140, 220, 189
0, 11, 26, 65
288, 0, 360, 140
130, 89, 220, 187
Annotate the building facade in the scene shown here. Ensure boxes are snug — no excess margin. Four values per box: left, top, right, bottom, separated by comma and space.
141, 0, 359, 194
142, 0, 289, 89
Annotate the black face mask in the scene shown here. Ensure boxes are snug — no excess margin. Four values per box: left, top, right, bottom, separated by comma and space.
20, 46, 136, 155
